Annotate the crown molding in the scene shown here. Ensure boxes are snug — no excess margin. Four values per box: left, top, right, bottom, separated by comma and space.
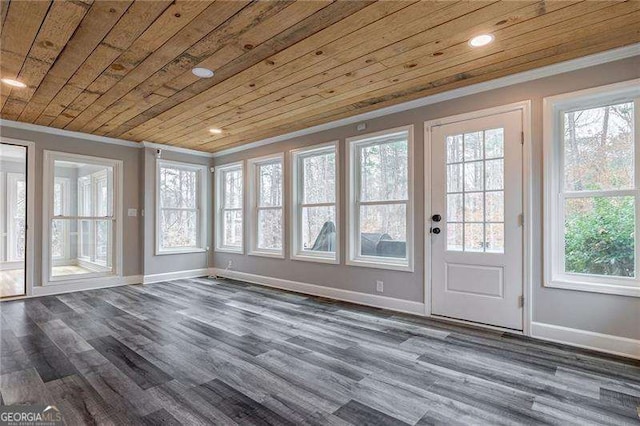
0, 118, 141, 148
141, 141, 214, 158
212, 42, 640, 158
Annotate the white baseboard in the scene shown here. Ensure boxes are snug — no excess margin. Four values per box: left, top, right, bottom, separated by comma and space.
210, 267, 425, 316
143, 268, 210, 284
29, 275, 142, 297
531, 322, 640, 360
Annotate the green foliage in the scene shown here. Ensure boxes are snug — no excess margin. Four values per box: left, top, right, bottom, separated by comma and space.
565, 197, 635, 277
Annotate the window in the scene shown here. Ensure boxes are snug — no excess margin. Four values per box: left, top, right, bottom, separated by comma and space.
6, 173, 26, 262
544, 80, 640, 297
291, 142, 338, 263
215, 162, 244, 253
347, 126, 414, 271
248, 154, 284, 258
157, 160, 207, 254
43, 151, 122, 284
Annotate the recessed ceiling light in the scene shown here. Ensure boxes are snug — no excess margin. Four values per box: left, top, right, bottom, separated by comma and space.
192, 67, 214, 78
469, 34, 494, 47
209, 128, 223, 134
1, 78, 26, 88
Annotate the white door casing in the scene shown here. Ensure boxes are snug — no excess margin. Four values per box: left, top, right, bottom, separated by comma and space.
430, 109, 524, 330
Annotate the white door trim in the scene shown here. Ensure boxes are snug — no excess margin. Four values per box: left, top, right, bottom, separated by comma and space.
424, 100, 533, 336
0, 137, 35, 299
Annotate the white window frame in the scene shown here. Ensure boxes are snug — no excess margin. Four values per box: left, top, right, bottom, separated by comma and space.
543, 79, 640, 298
346, 125, 414, 272
42, 151, 123, 286
156, 159, 208, 255
52, 176, 71, 261
290, 141, 339, 264
215, 161, 244, 254
6, 172, 26, 262
248, 153, 285, 259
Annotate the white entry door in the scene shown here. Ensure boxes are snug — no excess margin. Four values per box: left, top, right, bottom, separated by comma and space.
430, 109, 523, 330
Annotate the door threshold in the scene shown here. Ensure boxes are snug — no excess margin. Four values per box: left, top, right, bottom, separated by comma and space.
429, 313, 524, 335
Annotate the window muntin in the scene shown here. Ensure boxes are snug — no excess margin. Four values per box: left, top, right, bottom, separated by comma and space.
249, 155, 284, 257
44, 152, 121, 283
215, 162, 243, 253
157, 161, 206, 254
291, 143, 338, 262
445, 128, 505, 253
544, 82, 640, 297
348, 127, 413, 270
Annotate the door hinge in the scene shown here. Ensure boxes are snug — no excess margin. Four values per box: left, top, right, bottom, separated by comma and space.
518, 295, 524, 308
521, 131, 524, 145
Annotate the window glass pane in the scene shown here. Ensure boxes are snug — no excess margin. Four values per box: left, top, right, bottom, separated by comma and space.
258, 209, 282, 250
464, 131, 483, 161
447, 223, 463, 251
223, 168, 243, 209
464, 192, 484, 222
223, 210, 243, 248
485, 223, 504, 253
359, 204, 406, 258
303, 151, 336, 204
565, 196, 635, 277
464, 161, 483, 191
446, 134, 463, 163
563, 102, 634, 191
484, 128, 504, 159
160, 166, 197, 209
55, 160, 113, 217
485, 191, 504, 222
360, 139, 408, 202
447, 194, 463, 222
160, 210, 197, 249
51, 219, 113, 278
258, 162, 282, 207
302, 206, 336, 252
51, 220, 66, 259
447, 164, 462, 193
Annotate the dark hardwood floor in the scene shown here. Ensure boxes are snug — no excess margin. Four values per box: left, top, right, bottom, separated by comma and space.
1, 277, 639, 425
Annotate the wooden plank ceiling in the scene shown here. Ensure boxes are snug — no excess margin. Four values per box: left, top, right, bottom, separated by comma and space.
1, 1, 639, 153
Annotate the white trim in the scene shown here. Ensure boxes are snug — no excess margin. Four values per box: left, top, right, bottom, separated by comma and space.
214, 161, 244, 254
213, 44, 640, 158
543, 80, 640, 297
424, 100, 533, 335
156, 159, 208, 255
142, 268, 209, 284
0, 119, 140, 148
210, 268, 425, 315
42, 150, 123, 287
346, 125, 414, 272
290, 141, 339, 264
142, 141, 214, 158
27, 275, 142, 298
0, 137, 34, 298
247, 153, 285, 258
531, 322, 640, 360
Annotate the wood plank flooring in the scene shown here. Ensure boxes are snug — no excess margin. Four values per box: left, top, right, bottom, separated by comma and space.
1, 277, 639, 425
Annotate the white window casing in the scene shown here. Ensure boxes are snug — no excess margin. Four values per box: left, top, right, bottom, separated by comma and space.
215, 161, 244, 254
543, 79, 640, 297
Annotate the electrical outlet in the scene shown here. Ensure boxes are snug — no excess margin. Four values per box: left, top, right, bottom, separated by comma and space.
376, 280, 383, 292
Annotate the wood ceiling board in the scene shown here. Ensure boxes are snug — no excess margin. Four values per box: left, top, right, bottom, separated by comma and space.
1, 1, 637, 153
156, 1, 546, 146
47, 1, 213, 130
94, 1, 333, 137
34, 0, 173, 127
0, 0, 51, 110
17, 1, 135, 123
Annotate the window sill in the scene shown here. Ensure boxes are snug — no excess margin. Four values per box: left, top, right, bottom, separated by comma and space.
291, 253, 338, 265
46, 271, 118, 285
545, 278, 640, 298
346, 257, 413, 272
156, 248, 207, 256
248, 250, 284, 259
214, 247, 244, 255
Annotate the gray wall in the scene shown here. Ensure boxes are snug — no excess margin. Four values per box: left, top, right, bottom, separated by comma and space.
0, 127, 142, 280
213, 56, 640, 340
141, 148, 214, 276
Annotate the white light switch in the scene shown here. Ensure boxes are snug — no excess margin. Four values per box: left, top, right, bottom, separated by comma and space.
128, 208, 138, 217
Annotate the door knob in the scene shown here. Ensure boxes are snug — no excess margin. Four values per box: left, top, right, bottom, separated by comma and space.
432, 214, 442, 222
431, 227, 441, 234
